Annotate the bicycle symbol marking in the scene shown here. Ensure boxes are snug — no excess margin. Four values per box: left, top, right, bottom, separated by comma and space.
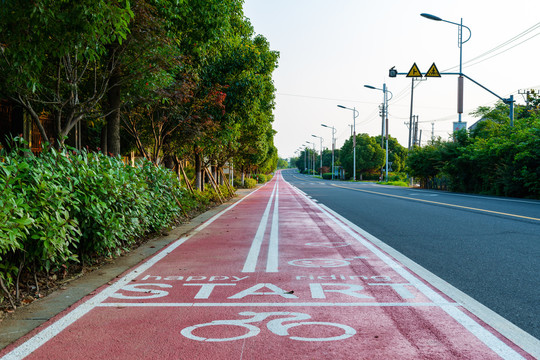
181, 311, 356, 342
288, 257, 368, 268
305, 242, 351, 248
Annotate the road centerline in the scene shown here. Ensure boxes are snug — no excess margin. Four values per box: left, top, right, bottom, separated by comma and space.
330, 183, 540, 222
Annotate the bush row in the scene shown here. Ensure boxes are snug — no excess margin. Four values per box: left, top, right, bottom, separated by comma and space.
0, 141, 215, 306
406, 110, 540, 198
233, 173, 273, 189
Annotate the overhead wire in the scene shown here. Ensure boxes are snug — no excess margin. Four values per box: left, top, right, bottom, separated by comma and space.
442, 20, 540, 72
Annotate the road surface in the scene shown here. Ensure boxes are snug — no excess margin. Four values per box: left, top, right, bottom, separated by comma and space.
1, 171, 538, 359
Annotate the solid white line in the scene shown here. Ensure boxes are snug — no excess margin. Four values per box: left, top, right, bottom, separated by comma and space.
285, 181, 527, 360
266, 174, 280, 273
317, 203, 540, 358
97, 302, 457, 307
241, 179, 278, 272
1, 185, 264, 360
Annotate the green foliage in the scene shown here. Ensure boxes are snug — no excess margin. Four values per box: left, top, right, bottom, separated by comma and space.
382, 180, 409, 187
252, 174, 272, 183
244, 178, 257, 189
406, 104, 540, 198
0, 141, 202, 303
341, 134, 385, 180
277, 158, 289, 169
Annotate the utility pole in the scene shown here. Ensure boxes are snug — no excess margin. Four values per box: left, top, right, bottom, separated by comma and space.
380, 103, 385, 148
519, 89, 532, 108
408, 79, 414, 150
431, 122, 435, 142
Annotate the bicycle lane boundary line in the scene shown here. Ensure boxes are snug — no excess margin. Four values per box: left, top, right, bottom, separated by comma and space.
0, 181, 270, 360
318, 200, 540, 359
284, 181, 535, 359
242, 173, 279, 273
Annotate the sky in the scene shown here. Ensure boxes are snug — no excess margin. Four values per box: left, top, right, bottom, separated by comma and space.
242, 0, 540, 159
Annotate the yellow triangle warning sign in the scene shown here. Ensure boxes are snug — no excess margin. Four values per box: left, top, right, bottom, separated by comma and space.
425, 63, 441, 77
406, 63, 422, 77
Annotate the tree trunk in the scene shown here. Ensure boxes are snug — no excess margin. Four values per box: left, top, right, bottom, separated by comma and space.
100, 125, 108, 155
106, 67, 121, 156
194, 150, 202, 191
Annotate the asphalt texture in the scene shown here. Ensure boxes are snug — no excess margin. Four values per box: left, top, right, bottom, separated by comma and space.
281, 169, 540, 340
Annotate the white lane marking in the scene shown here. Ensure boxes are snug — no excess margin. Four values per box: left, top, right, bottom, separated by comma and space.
242, 178, 278, 273
0, 183, 265, 360
285, 182, 527, 360
266, 175, 280, 273
97, 302, 457, 307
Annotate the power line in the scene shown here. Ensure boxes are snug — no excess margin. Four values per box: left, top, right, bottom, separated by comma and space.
277, 92, 379, 105
442, 21, 540, 72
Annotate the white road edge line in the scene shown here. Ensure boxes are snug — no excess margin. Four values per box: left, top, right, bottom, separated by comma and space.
1, 182, 265, 360
285, 181, 531, 360
319, 199, 540, 359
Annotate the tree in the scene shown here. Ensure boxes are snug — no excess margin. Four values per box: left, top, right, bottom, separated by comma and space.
340, 134, 384, 180
102, 0, 243, 156
277, 158, 289, 169
374, 135, 408, 172
406, 142, 443, 186
0, 0, 133, 147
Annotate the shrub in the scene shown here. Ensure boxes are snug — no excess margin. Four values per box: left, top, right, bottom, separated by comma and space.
322, 173, 332, 180
245, 178, 257, 189
0, 141, 202, 307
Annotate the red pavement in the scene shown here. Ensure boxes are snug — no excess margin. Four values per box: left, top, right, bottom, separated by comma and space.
0, 171, 536, 359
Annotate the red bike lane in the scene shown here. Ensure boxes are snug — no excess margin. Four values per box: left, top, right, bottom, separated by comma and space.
0, 171, 536, 359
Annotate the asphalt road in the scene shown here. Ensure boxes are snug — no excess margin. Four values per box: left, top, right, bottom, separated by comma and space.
281, 169, 540, 340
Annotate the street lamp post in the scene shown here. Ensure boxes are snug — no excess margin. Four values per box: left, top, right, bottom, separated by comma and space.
364, 84, 393, 182
312, 135, 324, 178
302, 145, 307, 173
321, 124, 336, 180
337, 105, 359, 181
306, 141, 315, 176
421, 13, 471, 123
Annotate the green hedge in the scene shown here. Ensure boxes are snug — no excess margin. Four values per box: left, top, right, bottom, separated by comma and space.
0, 141, 205, 305
244, 178, 257, 189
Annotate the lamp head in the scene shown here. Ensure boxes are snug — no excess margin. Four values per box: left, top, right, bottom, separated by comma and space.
364, 85, 376, 90
337, 105, 346, 109
421, 13, 442, 21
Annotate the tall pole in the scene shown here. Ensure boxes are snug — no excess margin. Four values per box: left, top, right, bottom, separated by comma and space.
306, 141, 315, 176
322, 124, 336, 180
353, 107, 356, 181
312, 135, 323, 178
337, 106, 358, 180
319, 138, 322, 177
421, 14, 470, 124
458, 18, 463, 123
384, 83, 389, 182
312, 144, 316, 176
408, 79, 414, 150
364, 84, 392, 182
331, 128, 335, 180
304, 148, 307, 173
381, 102, 385, 148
